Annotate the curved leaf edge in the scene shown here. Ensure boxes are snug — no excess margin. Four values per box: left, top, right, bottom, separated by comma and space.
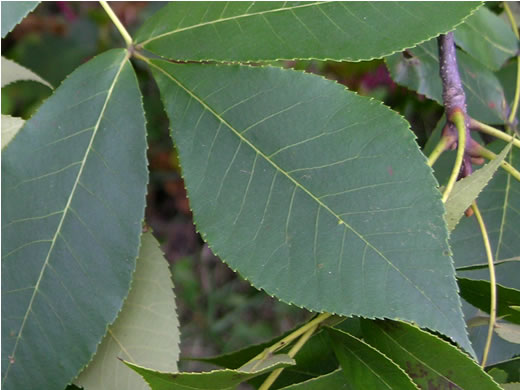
1, 1, 40, 39
138, 3, 483, 63
151, 61, 471, 354
12, 47, 152, 387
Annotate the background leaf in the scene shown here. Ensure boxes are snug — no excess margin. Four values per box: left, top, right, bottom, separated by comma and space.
1, 1, 39, 38
386, 39, 507, 124
495, 323, 520, 344
1, 49, 148, 390
454, 5, 518, 71
277, 369, 347, 389
445, 142, 512, 231
1, 56, 53, 89
326, 327, 418, 389
124, 355, 295, 390
361, 319, 502, 390
150, 61, 472, 354
1, 115, 24, 149
74, 232, 180, 390
136, 2, 480, 62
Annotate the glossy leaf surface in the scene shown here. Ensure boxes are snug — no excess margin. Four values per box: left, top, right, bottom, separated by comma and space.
150, 60, 472, 353
386, 40, 506, 124
361, 320, 501, 390
125, 355, 295, 390
136, 2, 479, 62
75, 232, 179, 390
454, 5, 517, 70
326, 328, 418, 389
1, 49, 148, 390
1, 1, 39, 38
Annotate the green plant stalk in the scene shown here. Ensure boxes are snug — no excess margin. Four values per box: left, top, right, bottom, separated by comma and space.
469, 118, 520, 149
442, 111, 466, 203
470, 202, 496, 368
427, 135, 449, 167
476, 145, 520, 182
504, 2, 520, 126
99, 1, 133, 47
258, 323, 318, 390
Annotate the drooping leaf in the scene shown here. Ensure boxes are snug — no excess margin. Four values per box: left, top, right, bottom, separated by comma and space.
326, 327, 418, 389
1, 49, 148, 389
1, 1, 39, 38
278, 369, 347, 389
135, 2, 480, 62
486, 358, 520, 383
1, 56, 53, 88
1, 115, 24, 149
451, 143, 520, 288
454, 5, 518, 71
361, 319, 502, 390
458, 278, 520, 325
386, 39, 507, 124
124, 354, 295, 390
445, 142, 512, 231
149, 60, 473, 354
74, 232, 180, 390
495, 323, 520, 344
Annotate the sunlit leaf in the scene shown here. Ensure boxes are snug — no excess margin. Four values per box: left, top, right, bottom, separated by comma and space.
136, 2, 480, 62
150, 60, 473, 354
124, 355, 295, 390
1, 57, 53, 88
1, 49, 148, 389
1, 115, 25, 149
75, 232, 180, 390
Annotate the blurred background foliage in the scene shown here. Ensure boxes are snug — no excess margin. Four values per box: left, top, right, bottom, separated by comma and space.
4, 1, 511, 375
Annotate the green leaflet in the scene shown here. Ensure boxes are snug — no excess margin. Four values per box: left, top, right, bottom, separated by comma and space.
277, 369, 346, 389
326, 328, 418, 389
1, 49, 148, 389
386, 39, 506, 124
1, 115, 25, 150
445, 142, 512, 231
149, 61, 473, 355
75, 232, 180, 390
454, 5, 518, 71
458, 278, 520, 325
1, 56, 53, 88
486, 358, 520, 383
135, 2, 480, 62
125, 355, 295, 390
1, 1, 39, 38
361, 319, 502, 390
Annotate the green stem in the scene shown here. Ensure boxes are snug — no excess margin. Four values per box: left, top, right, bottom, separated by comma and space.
442, 111, 466, 203
476, 145, 520, 182
504, 2, 520, 126
99, 1, 133, 47
427, 135, 449, 167
258, 323, 318, 390
471, 202, 496, 368
469, 118, 520, 149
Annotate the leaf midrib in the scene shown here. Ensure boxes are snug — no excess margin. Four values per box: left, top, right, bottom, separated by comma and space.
150, 61, 457, 329
137, 1, 325, 46
2, 53, 129, 384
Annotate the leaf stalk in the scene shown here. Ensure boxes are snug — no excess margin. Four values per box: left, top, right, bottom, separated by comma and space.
504, 2, 520, 126
442, 111, 466, 203
99, 1, 133, 48
469, 118, 520, 150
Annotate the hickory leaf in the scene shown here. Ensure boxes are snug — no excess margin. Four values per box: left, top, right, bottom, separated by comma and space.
149, 60, 473, 354
1, 49, 148, 390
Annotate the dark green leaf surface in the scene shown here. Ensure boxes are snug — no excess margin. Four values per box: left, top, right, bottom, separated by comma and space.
150, 61, 472, 354
124, 355, 295, 390
326, 328, 418, 389
1, 1, 39, 38
487, 358, 520, 383
278, 369, 348, 389
454, 5, 517, 71
386, 39, 506, 124
136, 2, 479, 62
361, 320, 502, 390
458, 278, 520, 325
1, 49, 148, 389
